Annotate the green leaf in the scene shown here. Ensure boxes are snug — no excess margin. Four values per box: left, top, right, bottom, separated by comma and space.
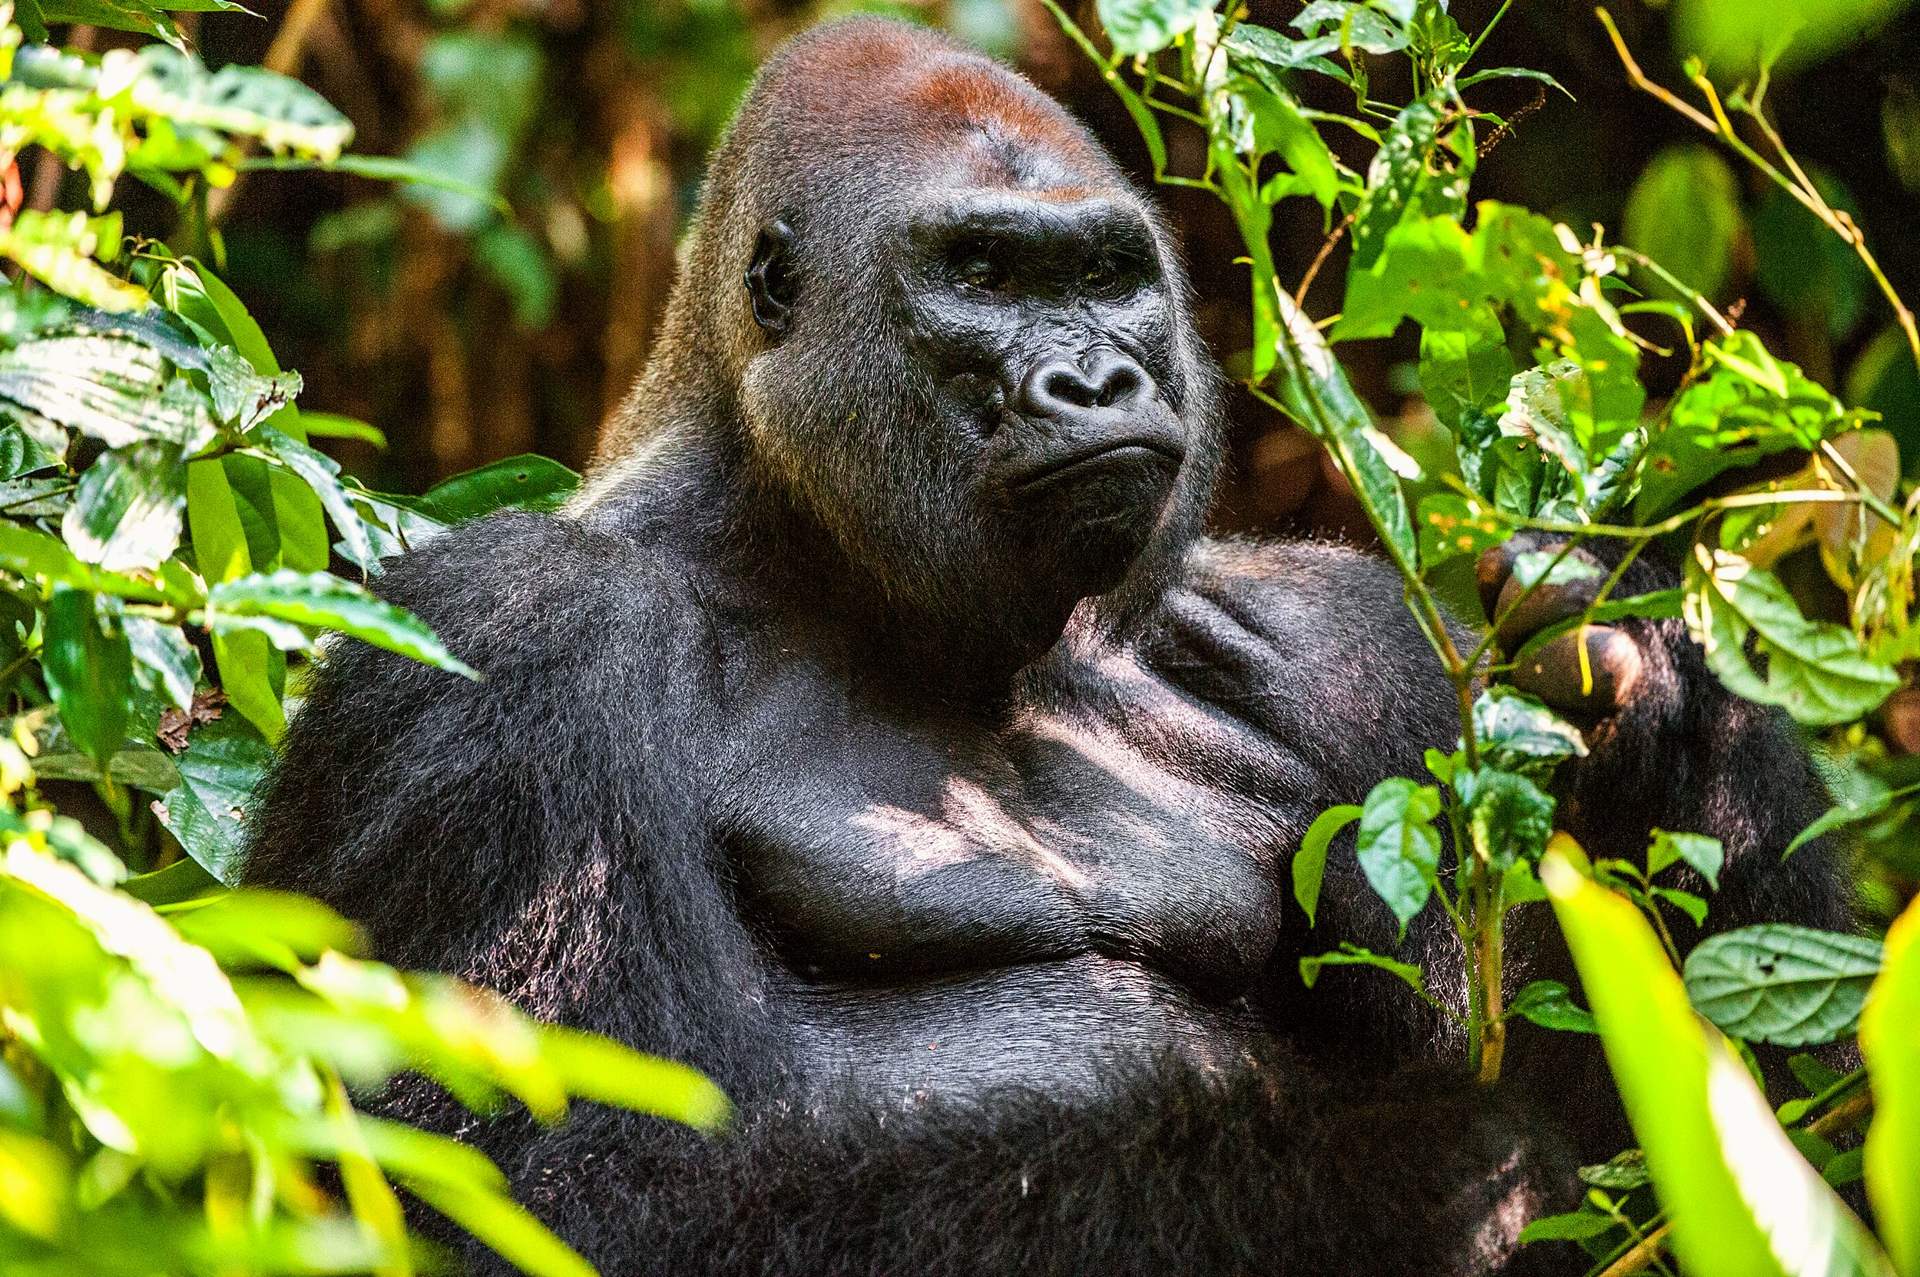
240, 154, 515, 219
0, 333, 215, 452
208, 570, 477, 678
130, 46, 354, 161
1418, 327, 1515, 430
1655, 886, 1709, 927
1580, 1149, 1652, 1190
41, 587, 132, 766
61, 442, 189, 572
1863, 898, 1920, 1275
405, 1176, 596, 1277
1684, 924, 1884, 1047
119, 856, 223, 907
1292, 803, 1362, 928
1786, 780, 1911, 859
125, 616, 201, 712
0, 210, 148, 311
1518, 1209, 1617, 1243
1298, 941, 1430, 1000
1347, 97, 1457, 273
1685, 547, 1898, 727
1623, 145, 1742, 301
1455, 766, 1554, 871
1472, 686, 1587, 778
1647, 828, 1725, 889
1544, 844, 1891, 1277
186, 457, 284, 742
31, 744, 179, 791
1268, 293, 1417, 574
1752, 178, 1870, 344
297, 412, 388, 448
0, 521, 174, 603
1506, 978, 1597, 1033
409, 454, 582, 524
1094, 0, 1216, 55
1289, 1, 1407, 55
247, 424, 376, 571
535, 1026, 729, 1130
153, 713, 274, 884
1354, 777, 1442, 931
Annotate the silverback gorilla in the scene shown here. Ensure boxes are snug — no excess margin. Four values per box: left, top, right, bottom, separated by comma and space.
244, 18, 1852, 1276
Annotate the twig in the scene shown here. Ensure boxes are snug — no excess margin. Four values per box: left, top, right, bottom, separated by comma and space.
1595, 6, 1920, 374
1292, 211, 1355, 308
1596, 1222, 1672, 1277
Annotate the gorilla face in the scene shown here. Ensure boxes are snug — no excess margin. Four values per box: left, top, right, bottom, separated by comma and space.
725, 33, 1220, 661
904, 190, 1190, 586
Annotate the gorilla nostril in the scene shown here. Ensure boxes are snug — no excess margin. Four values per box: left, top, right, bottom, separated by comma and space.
1017, 356, 1154, 417
1091, 358, 1147, 408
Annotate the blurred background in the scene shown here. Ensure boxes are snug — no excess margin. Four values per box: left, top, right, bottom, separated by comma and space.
71, 0, 1920, 540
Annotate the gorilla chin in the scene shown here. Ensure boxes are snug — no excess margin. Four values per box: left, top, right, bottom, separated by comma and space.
1001, 439, 1186, 601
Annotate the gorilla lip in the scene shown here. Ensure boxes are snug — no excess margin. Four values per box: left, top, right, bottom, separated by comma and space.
1010, 439, 1184, 490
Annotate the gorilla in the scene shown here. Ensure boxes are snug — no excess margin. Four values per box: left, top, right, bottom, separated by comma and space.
245, 18, 1850, 1276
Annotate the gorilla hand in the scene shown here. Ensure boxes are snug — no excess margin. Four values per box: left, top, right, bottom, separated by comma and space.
1475, 533, 1651, 718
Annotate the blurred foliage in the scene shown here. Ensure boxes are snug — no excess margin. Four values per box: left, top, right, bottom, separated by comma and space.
0, 5, 722, 1273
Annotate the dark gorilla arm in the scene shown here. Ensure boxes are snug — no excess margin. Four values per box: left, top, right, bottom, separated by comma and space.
247, 516, 1577, 1277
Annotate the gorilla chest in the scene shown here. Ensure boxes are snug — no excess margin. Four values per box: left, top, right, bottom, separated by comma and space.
720, 667, 1299, 998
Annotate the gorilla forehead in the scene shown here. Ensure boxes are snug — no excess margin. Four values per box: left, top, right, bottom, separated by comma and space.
744, 18, 1123, 201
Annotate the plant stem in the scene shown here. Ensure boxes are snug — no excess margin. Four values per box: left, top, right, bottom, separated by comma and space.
1596, 6, 1920, 373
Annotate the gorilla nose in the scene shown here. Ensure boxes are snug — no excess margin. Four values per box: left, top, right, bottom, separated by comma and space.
1017, 354, 1153, 418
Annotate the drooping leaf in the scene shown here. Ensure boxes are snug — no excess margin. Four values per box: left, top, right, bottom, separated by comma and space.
1506, 978, 1597, 1033
186, 457, 284, 742
1094, 0, 1216, 55
1471, 686, 1587, 778
1292, 803, 1361, 928
1685, 925, 1884, 1047
1685, 547, 1898, 727
208, 570, 477, 678
1298, 941, 1432, 1002
40, 588, 132, 766
61, 442, 188, 571
1354, 777, 1442, 931
152, 712, 274, 884
1454, 766, 1554, 871
1648, 829, 1726, 890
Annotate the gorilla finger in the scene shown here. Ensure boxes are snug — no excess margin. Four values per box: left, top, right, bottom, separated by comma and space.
1492, 563, 1603, 649
1509, 625, 1645, 715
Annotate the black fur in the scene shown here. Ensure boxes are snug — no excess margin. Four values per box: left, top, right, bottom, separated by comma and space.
244, 19, 1851, 1275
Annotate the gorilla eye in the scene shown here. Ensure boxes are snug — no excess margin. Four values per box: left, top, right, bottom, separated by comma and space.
948, 238, 1011, 295
1085, 247, 1152, 298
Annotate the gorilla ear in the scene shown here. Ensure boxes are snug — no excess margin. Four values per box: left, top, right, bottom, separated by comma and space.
745, 220, 797, 339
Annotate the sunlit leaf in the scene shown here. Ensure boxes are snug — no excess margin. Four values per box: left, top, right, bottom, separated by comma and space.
1863, 896, 1920, 1275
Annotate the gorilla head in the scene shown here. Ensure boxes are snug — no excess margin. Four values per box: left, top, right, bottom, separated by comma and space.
587, 20, 1223, 661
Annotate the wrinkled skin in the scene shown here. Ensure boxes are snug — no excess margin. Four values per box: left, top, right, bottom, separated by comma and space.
244, 19, 1852, 1276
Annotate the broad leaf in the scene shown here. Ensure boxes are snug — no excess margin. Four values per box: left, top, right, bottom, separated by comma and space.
1354, 777, 1441, 931
1471, 686, 1586, 778
62, 442, 188, 571
1685, 925, 1884, 1047
411, 454, 581, 524
1094, 0, 1215, 55
1685, 547, 1898, 727
153, 712, 272, 883
208, 570, 477, 678
41, 587, 131, 766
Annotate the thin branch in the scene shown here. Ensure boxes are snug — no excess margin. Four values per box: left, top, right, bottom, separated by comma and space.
1596, 1222, 1672, 1277
1292, 211, 1356, 308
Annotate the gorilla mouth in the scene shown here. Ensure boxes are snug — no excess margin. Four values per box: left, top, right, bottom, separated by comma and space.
1010, 440, 1185, 491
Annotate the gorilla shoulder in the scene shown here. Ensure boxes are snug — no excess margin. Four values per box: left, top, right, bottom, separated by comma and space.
370, 510, 708, 676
